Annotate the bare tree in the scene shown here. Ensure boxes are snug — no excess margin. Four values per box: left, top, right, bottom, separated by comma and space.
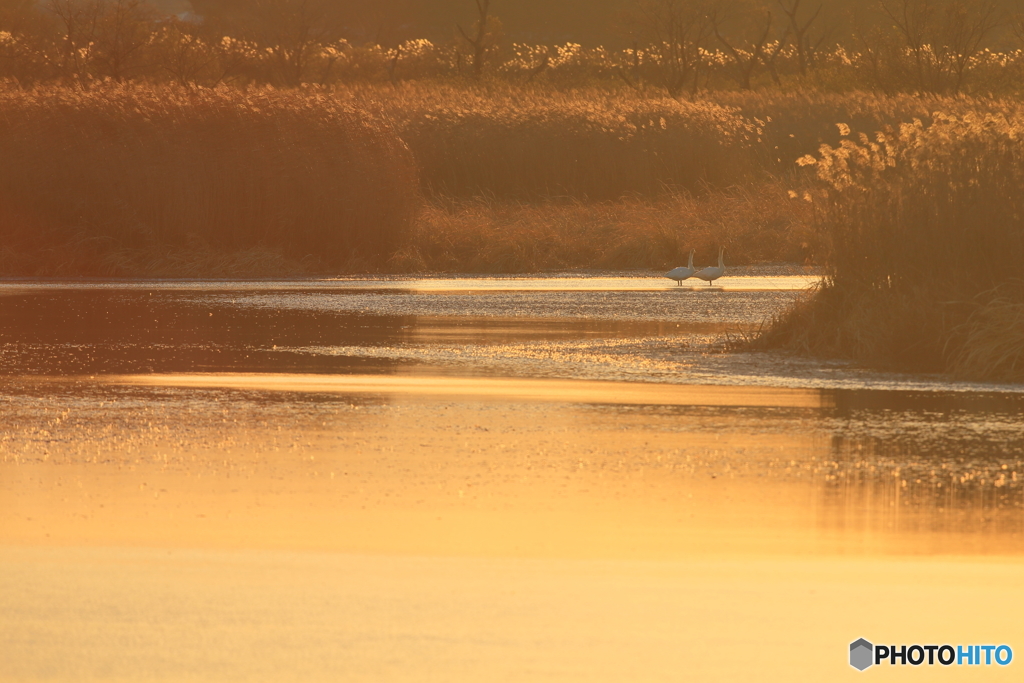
777, 0, 821, 76
880, 0, 937, 90
942, 0, 1001, 92
1013, 5, 1024, 43
854, 25, 889, 92
195, 0, 340, 86
91, 0, 152, 81
880, 0, 1002, 93
457, 0, 495, 79
711, 2, 778, 90
152, 19, 222, 86
525, 50, 549, 83
386, 42, 401, 85
632, 0, 714, 97
761, 24, 792, 85
46, 0, 101, 85
260, 0, 341, 86
0, 0, 58, 84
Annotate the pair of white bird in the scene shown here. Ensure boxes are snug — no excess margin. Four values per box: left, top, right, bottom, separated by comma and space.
666, 246, 726, 286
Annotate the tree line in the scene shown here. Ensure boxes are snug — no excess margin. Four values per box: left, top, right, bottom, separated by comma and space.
1, 0, 1023, 94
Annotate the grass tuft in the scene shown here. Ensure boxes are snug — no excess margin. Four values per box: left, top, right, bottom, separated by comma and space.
947, 282, 1024, 383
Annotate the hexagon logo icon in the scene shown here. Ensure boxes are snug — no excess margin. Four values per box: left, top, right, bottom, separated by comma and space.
850, 638, 874, 671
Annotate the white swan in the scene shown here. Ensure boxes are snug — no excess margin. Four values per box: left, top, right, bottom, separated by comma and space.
695, 246, 725, 286
665, 249, 696, 285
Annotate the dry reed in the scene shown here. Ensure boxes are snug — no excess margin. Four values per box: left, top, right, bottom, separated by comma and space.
708, 90, 1024, 175
391, 184, 816, 273
0, 84, 417, 275
756, 110, 1024, 380
10, 82, 1024, 287
337, 83, 1024, 199
335, 82, 764, 200
947, 282, 1024, 382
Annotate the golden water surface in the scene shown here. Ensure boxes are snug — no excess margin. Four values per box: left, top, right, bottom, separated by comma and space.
1, 280, 1021, 681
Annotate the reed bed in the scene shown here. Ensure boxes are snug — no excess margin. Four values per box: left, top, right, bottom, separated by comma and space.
948, 283, 1024, 382
756, 111, 1024, 381
6, 82, 1024, 290
337, 83, 764, 200
339, 83, 1024, 198
708, 91, 1024, 175
390, 184, 816, 273
0, 84, 417, 276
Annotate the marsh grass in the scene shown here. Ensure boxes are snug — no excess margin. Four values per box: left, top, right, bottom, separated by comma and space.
754, 284, 961, 372
340, 84, 1024, 199
756, 111, 1024, 380
0, 84, 417, 275
709, 91, 1023, 175
337, 83, 765, 200
7, 82, 1024, 288
947, 282, 1024, 382
391, 184, 816, 273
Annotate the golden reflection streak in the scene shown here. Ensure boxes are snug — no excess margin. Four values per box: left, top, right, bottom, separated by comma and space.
106, 373, 828, 408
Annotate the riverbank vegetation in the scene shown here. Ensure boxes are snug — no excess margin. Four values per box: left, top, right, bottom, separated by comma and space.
753, 111, 1024, 380
1, 0, 1023, 379
2, 81, 1012, 277
393, 183, 815, 273
0, 85, 417, 275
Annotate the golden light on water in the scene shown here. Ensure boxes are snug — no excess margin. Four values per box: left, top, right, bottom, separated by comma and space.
2, 375, 1019, 558
2, 284, 1022, 681
3, 375, 1023, 681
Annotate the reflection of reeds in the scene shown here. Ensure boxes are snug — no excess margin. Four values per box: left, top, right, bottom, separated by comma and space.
757, 111, 1024, 379
0, 85, 417, 275
820, 433, 1024, 541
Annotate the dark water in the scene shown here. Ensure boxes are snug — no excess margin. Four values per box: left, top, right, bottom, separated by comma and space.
0, 285, 788, 375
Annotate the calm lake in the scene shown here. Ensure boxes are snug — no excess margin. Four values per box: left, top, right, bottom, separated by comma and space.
2, 273, 1022, 682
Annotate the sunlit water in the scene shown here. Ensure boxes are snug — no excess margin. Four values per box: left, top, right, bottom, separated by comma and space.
2, 275, 1023, 541
2, 275, 1022, 682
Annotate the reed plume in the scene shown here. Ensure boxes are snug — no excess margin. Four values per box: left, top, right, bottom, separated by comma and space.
757, 110, 1024, 380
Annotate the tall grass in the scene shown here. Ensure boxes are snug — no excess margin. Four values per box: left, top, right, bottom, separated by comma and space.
390, 184, 816, 273
7, 81, 1024, 292
339, 83, 1024, 199
0, 84, 417, 275
709, 91, 1024, 175
337, 83, 764, 200
756, 110, 1024, 381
